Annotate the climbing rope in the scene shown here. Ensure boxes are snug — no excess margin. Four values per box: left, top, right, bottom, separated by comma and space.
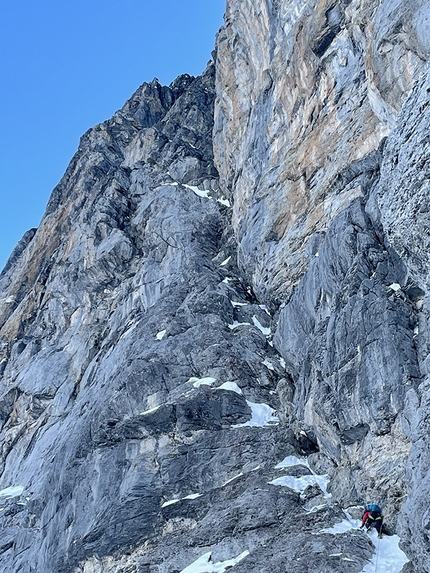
374, 534, 380, 573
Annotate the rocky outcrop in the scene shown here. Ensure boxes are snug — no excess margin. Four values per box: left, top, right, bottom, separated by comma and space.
1, 1, 430, 572
370, 67, 430, 572
214, 0, 430, 303
0, 60, 378, 573
214, 0, 430, 559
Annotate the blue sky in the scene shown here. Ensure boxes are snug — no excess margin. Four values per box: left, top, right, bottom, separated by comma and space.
0, 0, 225, 270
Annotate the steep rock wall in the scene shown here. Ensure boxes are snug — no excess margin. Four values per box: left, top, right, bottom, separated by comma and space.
0, 62, 364, 573
0, 0, 430, 572
369, 67, 430, 571
214, 0, 430, 562
214, 0, 430, 302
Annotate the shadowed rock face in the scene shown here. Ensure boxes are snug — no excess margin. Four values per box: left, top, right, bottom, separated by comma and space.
371, 69, 430, 572
1, 1, 430, 572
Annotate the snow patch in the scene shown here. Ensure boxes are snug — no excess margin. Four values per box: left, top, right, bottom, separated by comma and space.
0, 486, 24, 499
189, 377, 217, 388
269, 474, 330, 497
183, 184, 211, 199
0, 296, 16, 304
307, 503, 329, 513
220, 256, 231, 266
228, 321, 251, 330
120, 322, 138, 339
231, 301, 247, 308
360, 530, 409, 573
162, 493, 202, 508
216, 382, 243, 395
320, 516, 359, 534
161, 499, 180, 508
217, 197, 231, 207
262, 359, 275, 371
222, 473, 243, 487
252, 316, 271, 336
259, 304, 271, 315
389, 283, 401, 292
155, 329, 166, 340
275, 455, 310, 470
320, 518, 409, 573
180, 550, 249, 573
233, 401, 278, 428
140, 406, 161, 416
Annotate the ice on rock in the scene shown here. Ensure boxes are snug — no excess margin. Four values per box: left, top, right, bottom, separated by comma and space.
0, 486, 24, 499
180, 550, 249, 573
155, 329, 166, 340
189, 377, 217, 388
216, 382, 243, 394
233, 401, 278, 428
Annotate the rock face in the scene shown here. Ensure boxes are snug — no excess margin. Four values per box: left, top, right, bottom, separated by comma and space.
1, 1, 430, 572
214, 0, 430, 302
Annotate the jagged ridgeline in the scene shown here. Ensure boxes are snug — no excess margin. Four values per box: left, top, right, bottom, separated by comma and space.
1, 1, 430, 572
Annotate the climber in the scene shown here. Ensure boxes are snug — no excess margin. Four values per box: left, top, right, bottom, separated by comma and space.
360, 504, 383, 538
360, 508, 371, 528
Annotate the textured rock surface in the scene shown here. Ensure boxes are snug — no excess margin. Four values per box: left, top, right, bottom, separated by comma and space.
214, 0, 430, 302
369, 67, 430, 572
0, 61, 373, 573
274, 195, 419, 526
1, 0, 430, 572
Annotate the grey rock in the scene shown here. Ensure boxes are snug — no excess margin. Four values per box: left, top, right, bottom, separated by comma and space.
2, 1, 430, 572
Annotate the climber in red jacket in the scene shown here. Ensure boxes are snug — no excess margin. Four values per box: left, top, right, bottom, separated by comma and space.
360, 504, 383, 538
360, 509, 371, 528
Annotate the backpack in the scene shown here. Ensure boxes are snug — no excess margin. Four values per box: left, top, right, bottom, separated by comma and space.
366, 504, 381, 513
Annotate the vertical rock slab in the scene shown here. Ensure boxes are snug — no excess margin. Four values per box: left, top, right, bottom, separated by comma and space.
370, 64, 430, 572
274, 196, 420, 523
214, 0, 430, 302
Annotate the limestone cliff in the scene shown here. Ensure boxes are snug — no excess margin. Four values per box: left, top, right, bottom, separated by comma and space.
1, 1, 430, 572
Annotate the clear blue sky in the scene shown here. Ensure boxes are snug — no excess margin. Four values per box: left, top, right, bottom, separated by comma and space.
0, 0, 225, 271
